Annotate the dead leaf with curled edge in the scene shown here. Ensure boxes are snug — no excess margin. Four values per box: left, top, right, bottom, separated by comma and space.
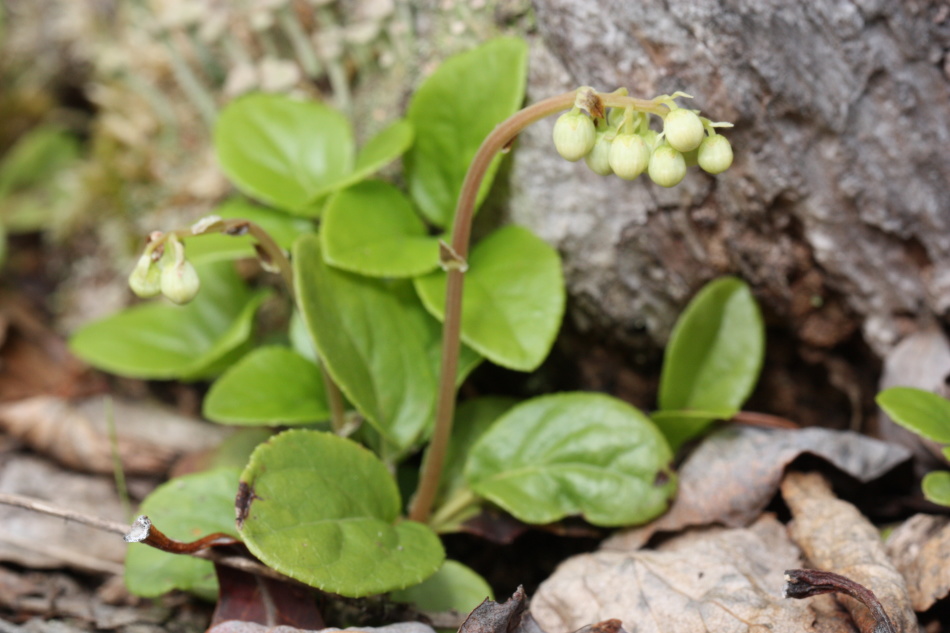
781, 471, 918, 633
885, 514, 950, 612
533, 514, 855, 633
0, 395, 231, 475
605, 426, 911, 551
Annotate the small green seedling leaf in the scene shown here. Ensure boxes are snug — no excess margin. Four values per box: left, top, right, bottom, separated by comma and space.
391, 560, 493, 613
70, 262, 268, 380
321, 181, 440, 277
0, 125, 80, 198
405, 38, 528, 227
125, 468, 240, 600
333, 119, 415, 191
923, 471, 950, 506
657, 276, 764, 448
203, 346, 329, 425
465, 393, 675, 527
414, 226, 564, 372
876, 387, 950, 444
238, 430, 445, 596
294, 234, 480, 452
186, 199, 314, 265
214, 93, 354, 214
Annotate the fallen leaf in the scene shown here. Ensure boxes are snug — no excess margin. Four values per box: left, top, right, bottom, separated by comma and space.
605, 425, 911, 550
459, 586, 545, 633
211, 555, 326, 629
533, 515, 854, 633
0, 455, 126, 572
209, 623, 437, 633
885, 513, 950, 611
781, 471, 917, 633
0, 395, 231, 475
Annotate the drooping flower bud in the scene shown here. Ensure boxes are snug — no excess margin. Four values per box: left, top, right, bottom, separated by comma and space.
584, 131, 613, 176
161, 259, 201, 305
552, 111, 596, 162
128, 254, 162, 298
608, 133, 650, 180
160, 237, 200, 304
697, 134, 734, 174
663, 108, 705, 153
648, 143, 687, 188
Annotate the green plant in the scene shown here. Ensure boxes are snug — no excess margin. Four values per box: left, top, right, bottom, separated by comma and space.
876, 386, 950, 505
71, 37, 757, 608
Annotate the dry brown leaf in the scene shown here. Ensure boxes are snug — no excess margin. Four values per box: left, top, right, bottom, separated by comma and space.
209, 623, 437, 633
0, 455, 126, 571
605, 426, 910, 551
532, 514, 854, 633
885, 514, 950, 611
0, 394, 231, 475
460, 586, 546, 633
781, 471, 918, 633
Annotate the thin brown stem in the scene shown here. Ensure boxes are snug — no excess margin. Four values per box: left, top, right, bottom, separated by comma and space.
731, 410, 800, 429
783, 569, 896, 633
0, 492, 129, 535
124, 515, 238, 552
411, 91, 605, 523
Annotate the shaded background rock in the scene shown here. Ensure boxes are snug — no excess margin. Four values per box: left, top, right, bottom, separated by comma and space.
504, 0, 950, 427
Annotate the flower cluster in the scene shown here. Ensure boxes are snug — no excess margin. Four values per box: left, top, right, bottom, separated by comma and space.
128, 233, 200, 304
552, 90, 733, 187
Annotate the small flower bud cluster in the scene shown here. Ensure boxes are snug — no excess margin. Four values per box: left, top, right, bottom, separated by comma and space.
551, 92, 734, 188
128, 234, 201, 304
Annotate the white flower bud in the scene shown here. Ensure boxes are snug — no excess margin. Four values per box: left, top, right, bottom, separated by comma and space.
128, 254, 162, 298
608, 133, 651, 180
698, 134, 734, 174
161, 259, 200, 305
552, 111, 596, 162
663, 109, 705, 153
584, 131, 613, 176
648, 144, 687, 188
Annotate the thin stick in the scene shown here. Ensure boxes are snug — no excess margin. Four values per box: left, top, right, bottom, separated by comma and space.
0, 492, 129, 535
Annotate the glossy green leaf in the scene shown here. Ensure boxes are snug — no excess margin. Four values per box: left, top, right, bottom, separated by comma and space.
215, 93, 354, 214
405, 38, 528, 227
465, 393, 675, 526
321, 181, 440, 277
414, 226, 564, 371
125, 468, 240, 600
923, 471, 950, 506
70, 262, 267, 380
876, 387, 950, 443
437, 397, 518, 504
391, 560, 492, 612
186, 199, 314, 264
294, 234, 480, 452
334, 119, 415, 191
657, 277, 764, 446
204, 346, 329, 425
238, 430, 444, 596
0, 125, 80, 197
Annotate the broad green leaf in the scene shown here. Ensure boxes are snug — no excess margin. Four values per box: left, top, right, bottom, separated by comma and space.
294, 234, 480, 452
331, 119, 415, 192
238, 430, 444, 596
405, 38, 528, 227
0, 125, 80, 198
465, 393, 675, 526
414, 226, 564, 371
437, 397, 518, 504
321, 181, 440, 277
876, 387, 950, 443
186, 199, 314, 264
657, 277, 764, 447
214, 93, 354, 214
204, 346, 329, 425
923, 471, 950, 506
125, 468, 240, 600
289, 309, 318, 363
70, 262, 268, 380
391, 560, 493, 613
